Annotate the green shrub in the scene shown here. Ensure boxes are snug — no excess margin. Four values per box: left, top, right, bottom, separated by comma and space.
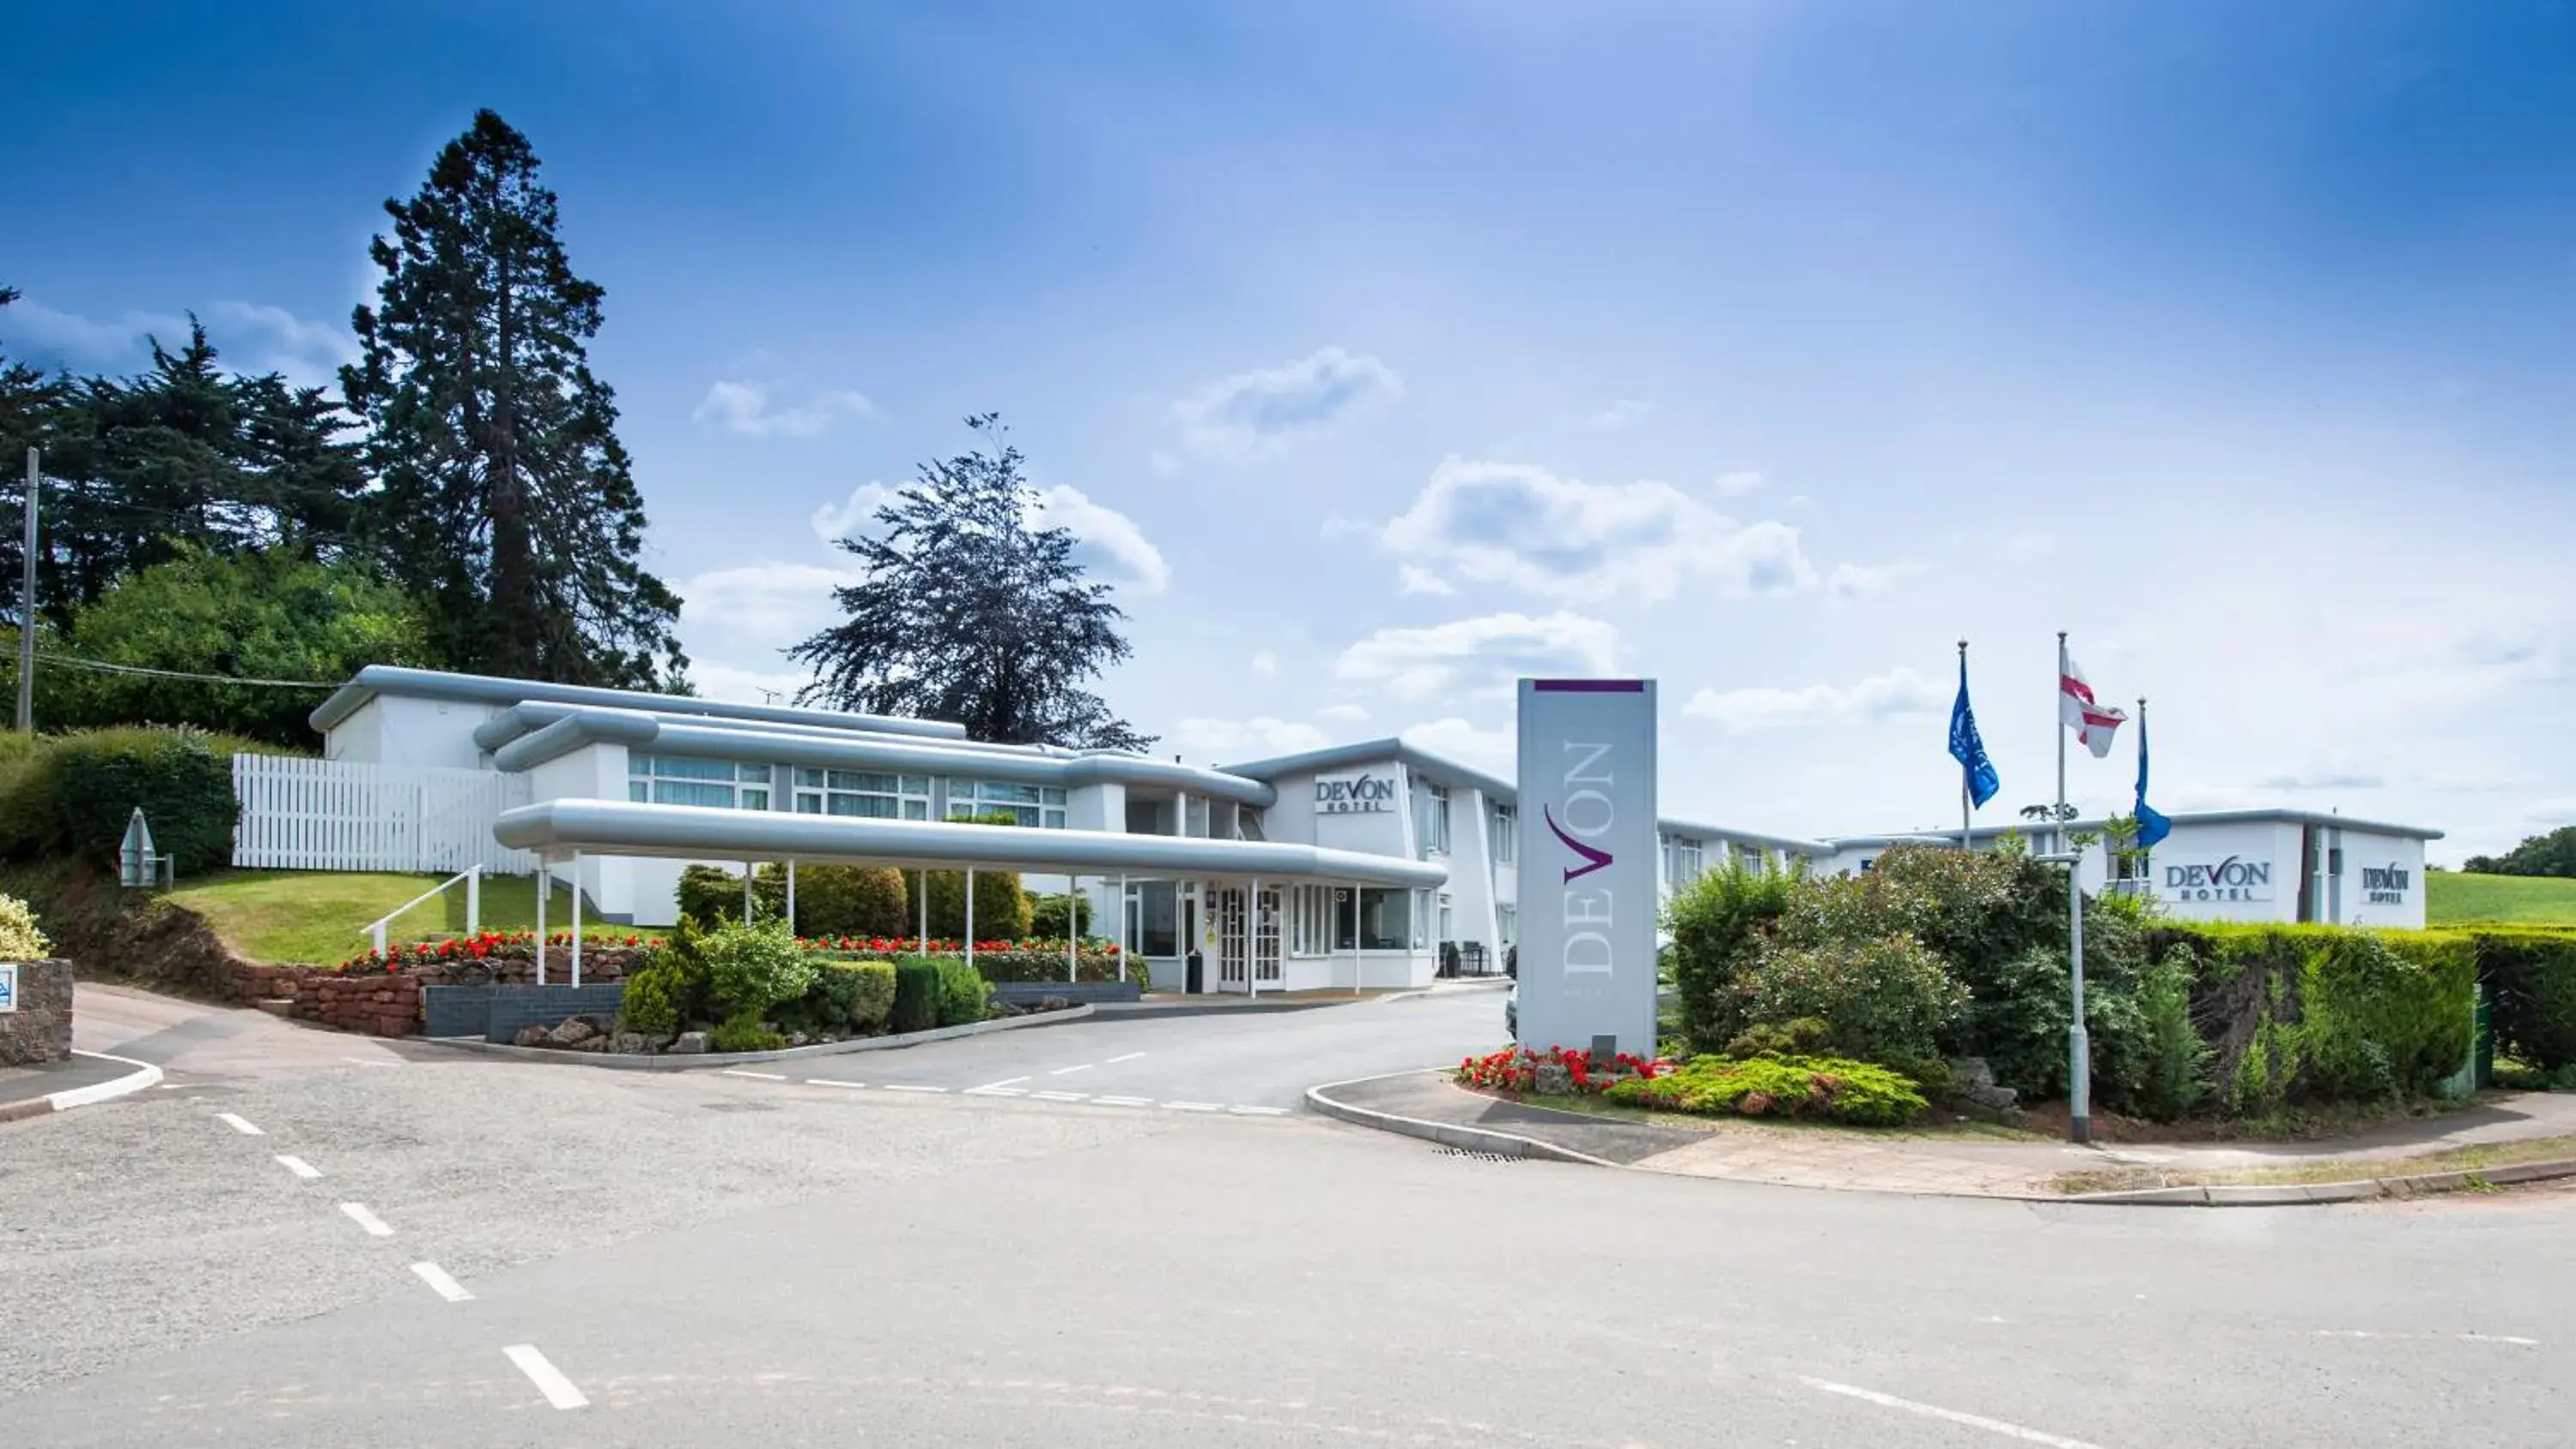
1722, 1017, 1833, 1059
1605, 1054, 1927, 1126
0, 892, 50, 959
779, 864, 909, 937
890, 957, 942, 1034
805, 959, 898, 1034
910, 869, 1030, 941
2474, 929, 2576, 1070
616, 961, 687, 1037
966, 948, 1132, 985
933, 955, 992, 1027
699, 920, 816, 1019
1662, 862, 1796, 1053
0, 726, 256, 875
2126, 946, 2210, 1119
1736, 932, 1966, 1071
708, 1009, 785, 1053
677, 864, 770, 927
1028, 891, 1092, 939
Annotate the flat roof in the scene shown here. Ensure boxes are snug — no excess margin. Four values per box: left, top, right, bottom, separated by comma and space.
311, 664, 969, 741
1825, 807, 2444, 849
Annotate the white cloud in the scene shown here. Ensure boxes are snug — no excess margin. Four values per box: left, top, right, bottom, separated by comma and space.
1683, 666, 1945, 731
1150, 449, 1181, 476
693, 379, 874, 438
1026, 482, 1172, 595
1400, 718, 1516, 777
1824, 561, 1924, 598
1711, 471, 1766, 497
810, 482, 901, 544
1251, 649, 1279, 676
1397, 563, 1455, 597
2257, 770, 2387, 791
1996, 530, 2057, 563
1379, 458, 1819, 604
1316, 702, 1370, 724
1171, 716, 1331, 759
1589, 398, 1652, 429
1174, 346, 1401, 462
3, 296, 355, 387
676, 561, 855, 704
1335, 611, 1622, 701
809, 479, 1169, 594
687, 659, 814, 707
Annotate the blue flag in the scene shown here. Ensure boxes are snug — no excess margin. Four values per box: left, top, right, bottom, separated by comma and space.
2134, 709, 2172, 849
1948, 654, 2001, 809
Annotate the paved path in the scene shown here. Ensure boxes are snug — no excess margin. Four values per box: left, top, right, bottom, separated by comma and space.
74, 981, 411, 1083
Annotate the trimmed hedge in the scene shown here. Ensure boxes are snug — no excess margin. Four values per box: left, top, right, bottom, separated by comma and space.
1604, 1054, 1928, 1126
933, 955, 992, 1027
890, 957, 942, 1034
909, 869, 1032, 942
967, 948, 1138, 988
0, 726, 260, 875
807, 959, 899, 1034
2472, 928, 2576, 1070
778, 864, 909, 937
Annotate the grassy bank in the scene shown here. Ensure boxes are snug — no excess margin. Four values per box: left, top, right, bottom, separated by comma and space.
2429, 871, 2576, 927
167, 870, 598, 965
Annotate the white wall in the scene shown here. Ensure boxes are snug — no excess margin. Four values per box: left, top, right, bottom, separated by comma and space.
2148, 819, 2300, 924
2337, 828, 2428, 931
328, 694, 495, 770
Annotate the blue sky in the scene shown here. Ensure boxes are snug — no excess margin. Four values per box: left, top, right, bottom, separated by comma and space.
7, 1, 2573, 860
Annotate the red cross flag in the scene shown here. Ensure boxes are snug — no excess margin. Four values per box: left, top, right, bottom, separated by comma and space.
2061, 658, 2129, 758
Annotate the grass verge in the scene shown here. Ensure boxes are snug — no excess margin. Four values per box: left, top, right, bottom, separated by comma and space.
167, 869, 600, 965
1467, 1086, 2048, 1143
2428, 871, 2576, 927
2051, 1132, 2576, 1194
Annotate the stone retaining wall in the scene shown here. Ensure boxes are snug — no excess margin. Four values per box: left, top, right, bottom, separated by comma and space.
0, 958, 75, 1066
224, 949, 647, 1040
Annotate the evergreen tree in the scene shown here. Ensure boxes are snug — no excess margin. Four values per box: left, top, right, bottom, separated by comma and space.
341, 109, 683, 688
790, 414, 1151, 751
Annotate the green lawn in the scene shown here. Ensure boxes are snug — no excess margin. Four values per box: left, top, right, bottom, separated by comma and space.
168, 869, 611, 966
2428, 871, 2576, 928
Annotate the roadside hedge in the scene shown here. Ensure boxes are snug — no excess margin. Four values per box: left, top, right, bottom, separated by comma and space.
933, 955, 992, 1027
2471, 928, 2576, 1070
0, 726, 260, 876
967, 948, 1137, 988
890, 957, 942, 1034
806, 959, 898, 1034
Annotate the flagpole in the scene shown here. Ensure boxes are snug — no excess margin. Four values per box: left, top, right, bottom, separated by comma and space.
2055, 630, 2069, 858
2136, 696, 2150, 884
1959, 639, 1973, 852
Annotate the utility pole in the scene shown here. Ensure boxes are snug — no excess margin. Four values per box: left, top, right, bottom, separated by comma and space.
15, 447, 35, 733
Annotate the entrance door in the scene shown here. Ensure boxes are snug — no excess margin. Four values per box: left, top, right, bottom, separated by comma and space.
1215, 887, 1249, 991
1254, 886, 1283, 989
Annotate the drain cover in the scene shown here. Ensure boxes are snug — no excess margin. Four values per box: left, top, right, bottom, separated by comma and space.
1437, 1147, 1520, 1163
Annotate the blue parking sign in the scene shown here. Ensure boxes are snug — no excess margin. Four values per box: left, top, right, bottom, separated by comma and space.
0, 963, 16, 1013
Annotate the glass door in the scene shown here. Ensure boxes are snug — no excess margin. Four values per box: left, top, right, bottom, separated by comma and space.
1216, 886, 1249, 990
1254, 886, 1283, 988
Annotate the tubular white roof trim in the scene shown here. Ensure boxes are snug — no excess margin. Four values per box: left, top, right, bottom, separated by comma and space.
1655, 817, 1837, 856
493, 800, 1448, 886
471, 700, 1012, 755
493, 708, 1279, 807
310, 664, 968, 741
1824, 807, 2445, 850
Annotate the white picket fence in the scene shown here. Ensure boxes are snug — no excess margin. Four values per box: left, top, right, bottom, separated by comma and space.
232, 755, 537, 876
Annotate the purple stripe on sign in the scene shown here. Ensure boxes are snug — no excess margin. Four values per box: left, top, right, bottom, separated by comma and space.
1530, 679, 1646, 693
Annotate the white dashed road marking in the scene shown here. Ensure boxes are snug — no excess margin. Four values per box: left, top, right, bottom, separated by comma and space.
2317, 1329, 2542, 1347
1094, 1095, 1152, 1106
274, 1155, 322, 1179
410, 1262, 474, 1302
216, 1113, 264, 1136
339, 1203, 395, 1238
1031, 1090, 1086, 1102
881, 1084, 945, 1094
1163, 1101, 1222, 1113
1798, 1377, 2102, 1448
503, 1343, 589, 1410
1228, 1105, 1290, 1116
966, 1076, 1032, 1094
1105, 1052, 1147, 1064
804, 1077, 866, 1088
719, 1070, 787, 1081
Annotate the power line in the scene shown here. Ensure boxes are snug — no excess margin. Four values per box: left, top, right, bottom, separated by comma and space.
21, 652, 341, 689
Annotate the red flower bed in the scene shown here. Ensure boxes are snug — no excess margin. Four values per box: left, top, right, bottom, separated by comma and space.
1455, 1045, 1670, 1095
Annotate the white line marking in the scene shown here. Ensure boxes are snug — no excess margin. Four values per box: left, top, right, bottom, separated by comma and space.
968, 1076, 1031, 1093
2316, 1329, 2541, 1347
1798, 1377, 2102, 1448
1163, 1101, 1222, 1112
803, 1077, 866, 1088
274, 1154, 322, 1179
1228, 1105, 1290, 1116
410, 1261, 473, 1302
341, 1056, 401, 1067
1031, 1090, 1087, 1102
1105, 1052, 1147, 1064
338, 1203, 394, 1237
216, 1113, 264, 1136
503, 1343, 588, 1410
1050, 1064, 1096, 1075
972, 1088, 1027, 1097
719, 1069, 787, 1081
881, 1083, 946, 1093
1094, 1095, 1152, 1106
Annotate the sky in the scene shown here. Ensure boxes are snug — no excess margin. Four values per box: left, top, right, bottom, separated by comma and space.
5, 0, 2573, 863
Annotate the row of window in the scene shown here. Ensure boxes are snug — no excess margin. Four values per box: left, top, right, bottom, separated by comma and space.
1284, 884, 1437, 954
629, 756, 1066, 828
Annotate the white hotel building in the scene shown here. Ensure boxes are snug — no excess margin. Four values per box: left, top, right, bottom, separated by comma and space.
301, 667, 2439, 993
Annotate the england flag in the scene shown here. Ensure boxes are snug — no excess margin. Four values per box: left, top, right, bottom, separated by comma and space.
2061, 658, 2129, 758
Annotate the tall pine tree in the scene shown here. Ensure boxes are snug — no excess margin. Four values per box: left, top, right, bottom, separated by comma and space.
342, 110, 683, 687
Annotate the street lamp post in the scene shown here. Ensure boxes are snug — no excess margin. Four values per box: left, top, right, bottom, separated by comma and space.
2032, 850, 2090, 1144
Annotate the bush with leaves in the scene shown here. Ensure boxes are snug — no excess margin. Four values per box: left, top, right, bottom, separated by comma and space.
1605, 1054, 1927, 1126
614, 961, 688, 1037
698, 920, 815, 1021
1735, 933, 1966, 1076
909, 868, 1030, 942
2474, 929, 2576, 1070
890, 957, 942, 1034
708, 1011, 785, 1053
781, 864, 909, 937
0, 725, 257, 874
933, 955, 992, 1027
805, 959, 898, 1034
0, 892, 50, 960
1662, 863, 1797, 1053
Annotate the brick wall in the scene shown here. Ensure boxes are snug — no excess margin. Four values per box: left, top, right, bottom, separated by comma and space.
0, 959, 75, 1066
222, 947, 648, 1040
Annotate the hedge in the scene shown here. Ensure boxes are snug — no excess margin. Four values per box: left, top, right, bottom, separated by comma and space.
967, 948, 1138, 988
0, 726, 262, 875
2470, 928, 2576, 1070
890, 957, 942, 1034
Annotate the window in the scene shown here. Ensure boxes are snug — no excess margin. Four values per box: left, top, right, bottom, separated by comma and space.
2113, 850, 2152, 882
1497, 902, 1516, 946
1412, 888, 1433, 949
629, 755, 771, 810
1415, 781, 1451, 857
1289, 885, 1334, 956
946, 779, 1068, 828
793, 769, 930, 820
1491, 805, 1516, 864
1736, 844, 1766, 874
1334, 888, 1358, 950
1663, 835, 1704, 888
1357, 888, 1415, 950
1437, 892, 1453, 945
1135, 882, 1179, 956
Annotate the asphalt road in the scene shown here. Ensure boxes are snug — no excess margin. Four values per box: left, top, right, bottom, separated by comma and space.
5, 984, 2571, 1446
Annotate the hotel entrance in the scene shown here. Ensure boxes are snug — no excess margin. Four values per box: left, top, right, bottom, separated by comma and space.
1211, 882, 1283, 993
